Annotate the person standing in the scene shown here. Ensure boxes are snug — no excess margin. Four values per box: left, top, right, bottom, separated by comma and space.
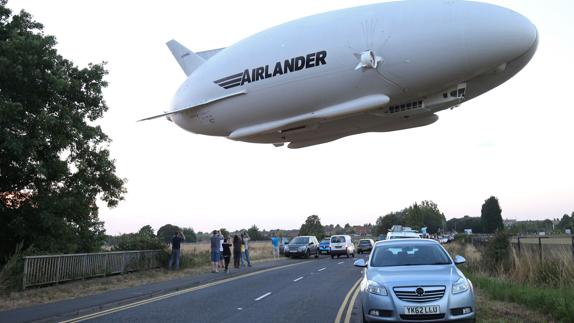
218, 231, 225, 269
242, 232, 251, 267
210, 230, 220, 273
222, 238, 232, 273
271, 234, 280, 259
233, 234, 242, 269
168, 231, 185, 270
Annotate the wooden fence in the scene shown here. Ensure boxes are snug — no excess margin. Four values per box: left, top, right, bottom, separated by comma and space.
23, 250, 162, 289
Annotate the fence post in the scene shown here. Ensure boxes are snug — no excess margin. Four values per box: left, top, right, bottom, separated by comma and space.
22, 257, 28, 290
82, 254, 87, 279
538, 237, 542, 261
122, 252, 126, 274
571, 236, 574, 259
56, 256, 62, 284
104, 253, 108, 277
517, 236, 521, 255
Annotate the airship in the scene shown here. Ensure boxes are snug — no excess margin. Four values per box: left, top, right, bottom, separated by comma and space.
141, 0, 538, 149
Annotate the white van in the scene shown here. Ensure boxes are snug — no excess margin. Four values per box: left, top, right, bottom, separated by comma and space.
329, 235, 355, 258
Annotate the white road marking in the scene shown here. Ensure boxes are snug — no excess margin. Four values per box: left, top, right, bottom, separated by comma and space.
237, 307, 243, 311
318, 267, 326, 272
255, 292, 272, 301
293, 276, 304, 282
337, 261, 344, 264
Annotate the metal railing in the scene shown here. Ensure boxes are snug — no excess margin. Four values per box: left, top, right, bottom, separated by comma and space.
23, 250, 162, 289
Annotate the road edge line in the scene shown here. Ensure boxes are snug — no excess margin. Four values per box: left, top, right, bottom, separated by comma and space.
334, 277, 361, 323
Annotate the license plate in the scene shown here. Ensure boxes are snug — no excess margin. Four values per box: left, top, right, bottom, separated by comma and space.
335, 246, 342, 248
404, 305, 440, 315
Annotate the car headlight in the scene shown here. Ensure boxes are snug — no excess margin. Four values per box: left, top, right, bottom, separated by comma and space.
367, 281, 388, 296
452, 277, 470, 294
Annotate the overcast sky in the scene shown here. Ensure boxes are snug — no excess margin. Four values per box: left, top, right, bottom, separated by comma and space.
9, 0, 574, 234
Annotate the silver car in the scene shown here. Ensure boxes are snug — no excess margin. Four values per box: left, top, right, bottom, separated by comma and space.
354, 239, 475, 322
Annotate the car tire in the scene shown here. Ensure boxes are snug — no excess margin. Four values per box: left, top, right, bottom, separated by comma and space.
315, 250, 319, 258
337, 254, 340, 258
305, 249, 310, 258
331, 254, 334, 259
352, 253, 355, 258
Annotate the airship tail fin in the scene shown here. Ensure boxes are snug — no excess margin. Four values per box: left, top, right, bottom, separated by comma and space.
166, 39, 205, 76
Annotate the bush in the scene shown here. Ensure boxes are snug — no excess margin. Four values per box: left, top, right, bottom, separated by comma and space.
482, 231, 511, 273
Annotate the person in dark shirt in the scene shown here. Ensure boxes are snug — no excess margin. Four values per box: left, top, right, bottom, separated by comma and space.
232, 234, 242, 269
168, 231, 185, 270
222, 238, 232, 273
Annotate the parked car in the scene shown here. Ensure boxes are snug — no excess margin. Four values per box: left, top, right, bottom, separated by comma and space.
386, 231, 421, 240
319, 237, 331, 255
279, 237, 290, 256
357, 239, 375, 254
284, 236, 319, 258
354, 239, 475, 322
330, 235, 355, 258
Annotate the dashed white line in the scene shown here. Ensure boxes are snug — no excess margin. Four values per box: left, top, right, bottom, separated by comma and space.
255, 292, 272, 301
293, 276, 304, 282
318, 267, 326, 272
337, 261, 344, 264
237, 307, 243, 311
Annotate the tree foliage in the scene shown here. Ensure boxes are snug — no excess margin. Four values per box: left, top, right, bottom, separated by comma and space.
446, 216, 483, 233
0, 2, 125, 260
372, 201, 446, 236
157, 224, 181, 244
113, 225, 164, 251
247, 225, 265, 241
299, 215, 325, 239
481, 196, 503, 233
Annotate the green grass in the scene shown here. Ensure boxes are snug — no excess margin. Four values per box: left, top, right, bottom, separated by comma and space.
467, 273, 574, 322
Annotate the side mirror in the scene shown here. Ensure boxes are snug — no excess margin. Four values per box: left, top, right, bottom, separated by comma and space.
454, 255, 466, 265
354, 259, 367, 268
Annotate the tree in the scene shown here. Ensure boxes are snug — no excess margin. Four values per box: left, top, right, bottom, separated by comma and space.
157, 224, 181, 244
0, 2, 126, 260
344, 223, 355, 234
481, 196, 503, 233
299, 215, 325, 239
372, 211, 405, 237
181, 227, 197, 242
247, 225, 264, 241
113, 225, 164, 251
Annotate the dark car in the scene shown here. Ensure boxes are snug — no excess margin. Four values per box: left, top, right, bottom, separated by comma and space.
357, 239, 375, 254
284, 236, 319, 258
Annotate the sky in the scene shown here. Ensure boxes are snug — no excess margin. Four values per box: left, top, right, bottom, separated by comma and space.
8, 0, 574, 234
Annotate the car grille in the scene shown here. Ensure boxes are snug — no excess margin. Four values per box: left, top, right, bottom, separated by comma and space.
393, 286, 446, 303
400, 314, 445, 320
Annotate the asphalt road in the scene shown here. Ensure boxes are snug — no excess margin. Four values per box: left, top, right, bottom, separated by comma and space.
56, 254, 367, 323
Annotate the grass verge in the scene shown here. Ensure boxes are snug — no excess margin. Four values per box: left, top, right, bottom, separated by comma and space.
467, 272, 574, 322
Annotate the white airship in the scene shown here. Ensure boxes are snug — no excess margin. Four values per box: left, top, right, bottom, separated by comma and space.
141, 0, 538, 149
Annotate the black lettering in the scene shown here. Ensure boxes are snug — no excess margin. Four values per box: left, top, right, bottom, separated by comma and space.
305, 53, 316, 68
294, 56, 306, 71
256, 67, 265, 81
273, 62, 283, 77
284, 58, 294, 73
264, 65, 272, 78
240, 69, 251, 85
316, 51, 327, 65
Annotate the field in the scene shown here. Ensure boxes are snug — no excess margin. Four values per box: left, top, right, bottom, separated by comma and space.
180, 241, 274, 261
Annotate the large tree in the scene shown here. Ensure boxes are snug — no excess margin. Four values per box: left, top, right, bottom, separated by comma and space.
299, 215, 325, 239
481, 196, 503, 233
0, 1, 125, 259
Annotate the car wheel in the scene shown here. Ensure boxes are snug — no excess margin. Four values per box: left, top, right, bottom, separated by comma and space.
315, 250, 319, 258
346, 252, 350, 258
352, 253, 355, 258
331, 254, 334, 259
305, 249, 310, 258
337, 254, 340, 258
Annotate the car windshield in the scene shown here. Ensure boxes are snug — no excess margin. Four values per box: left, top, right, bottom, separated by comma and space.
290, 237, 309, 244
370, 243, 451, 267
321, 239, 330, 243
359, 240, 371, 245
331, 236, 346, 243
390, 236, 418, 239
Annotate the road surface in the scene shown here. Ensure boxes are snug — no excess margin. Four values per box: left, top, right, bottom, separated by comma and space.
3, 255, 368, 323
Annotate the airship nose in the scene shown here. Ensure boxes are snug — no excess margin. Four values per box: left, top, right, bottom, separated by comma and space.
462, 2, 538, 71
